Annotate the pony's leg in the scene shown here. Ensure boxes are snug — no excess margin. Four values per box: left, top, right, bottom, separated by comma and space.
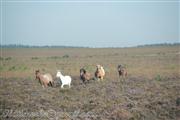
119, 75, 121, 81
44, 82, 48, 87
122, 76, 124, 82
121, 76, 124, 82
43, 82, 47, 87
49, 81, 53, 87
69, 83, 71, 88
61, 84, 64, 88
83, 79, 85, 83
118, 73, 121, 81
124, 73, 127, 82
122, 73, 127, 82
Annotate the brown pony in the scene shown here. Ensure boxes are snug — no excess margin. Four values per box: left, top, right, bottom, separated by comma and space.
35, 70, 54, 88
117, 65, 127, 78
80, 68, 91, 83
95, 65, 105, 80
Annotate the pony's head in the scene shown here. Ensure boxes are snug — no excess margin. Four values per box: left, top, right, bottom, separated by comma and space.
80, 68, 86, 76
118, 64, 126, 71
56, 70, 62, 77
35, 70, 40, 79
96, 64, 104, 72
118, 65, 122, 68
96, 65, 101, 72
96, 65, 101, 69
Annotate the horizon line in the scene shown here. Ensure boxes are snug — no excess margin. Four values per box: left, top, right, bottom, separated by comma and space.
1, 42, 179, 48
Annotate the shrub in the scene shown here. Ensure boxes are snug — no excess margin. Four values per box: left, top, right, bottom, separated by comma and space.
0, 65, 4, 71
83, 65, 94, 72
49, 56, 61, 59
5, 57, 12, 61
63, 55, 69, 58
155, 74, 162, 81
22, 66, 28, 70
9, 66, 16, 71
0, 57, 3, 60
19, 65, 28, 71
31, 57, 39, 60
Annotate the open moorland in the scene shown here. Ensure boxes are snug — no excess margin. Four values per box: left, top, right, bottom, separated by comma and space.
0, 45, 180, 120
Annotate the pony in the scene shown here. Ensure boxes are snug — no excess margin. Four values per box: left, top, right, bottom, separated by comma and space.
117, 65, 127, 78
80, 68, 91, 83
95, 65, 105, 80
35, 70, 54, 88
56, 70, 72, 88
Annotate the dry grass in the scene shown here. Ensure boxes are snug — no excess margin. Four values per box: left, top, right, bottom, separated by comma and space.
0, 45, 180, 119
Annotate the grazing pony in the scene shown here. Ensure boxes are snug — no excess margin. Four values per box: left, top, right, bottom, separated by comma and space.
117, 65, 127, 78
35, 70, 54, 88
56, 70, 71, 88
80, 68, 91, 83
95, 65, 105, 80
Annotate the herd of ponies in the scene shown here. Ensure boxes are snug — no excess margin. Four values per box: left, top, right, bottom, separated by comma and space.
35, 64, 127, 88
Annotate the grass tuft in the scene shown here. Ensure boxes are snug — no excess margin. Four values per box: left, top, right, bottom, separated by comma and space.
63, 54, 69, 58
9, 66, 16, 71
155, 74, 163, 81
5, 57, 12, 61
0, 57, 4, 60
31, 57, 39, 60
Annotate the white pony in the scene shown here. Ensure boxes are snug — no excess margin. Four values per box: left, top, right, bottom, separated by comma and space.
56, 70, 72, 88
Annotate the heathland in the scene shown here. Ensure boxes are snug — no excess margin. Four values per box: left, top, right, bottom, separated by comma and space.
0, 45, 179, 119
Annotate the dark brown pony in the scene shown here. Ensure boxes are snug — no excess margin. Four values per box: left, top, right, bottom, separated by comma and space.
80, 68, 91, 83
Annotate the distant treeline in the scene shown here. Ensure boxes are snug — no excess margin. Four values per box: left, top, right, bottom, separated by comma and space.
0, 44, 88, 48
136, 43, 180, 47
0, 43, 179, 48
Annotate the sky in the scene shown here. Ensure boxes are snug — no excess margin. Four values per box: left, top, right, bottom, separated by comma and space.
0, 0, 179, 47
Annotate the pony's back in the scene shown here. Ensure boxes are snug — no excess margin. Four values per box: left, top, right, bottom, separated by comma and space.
44, 73, 53, 81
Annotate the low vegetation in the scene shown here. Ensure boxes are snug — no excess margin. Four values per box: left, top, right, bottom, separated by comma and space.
31, 57, 39, 60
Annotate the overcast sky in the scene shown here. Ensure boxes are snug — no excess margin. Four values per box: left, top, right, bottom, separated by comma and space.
0, 0, 179, 47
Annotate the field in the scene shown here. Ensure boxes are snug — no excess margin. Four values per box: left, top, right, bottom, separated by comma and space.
0, 45, 180, 120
